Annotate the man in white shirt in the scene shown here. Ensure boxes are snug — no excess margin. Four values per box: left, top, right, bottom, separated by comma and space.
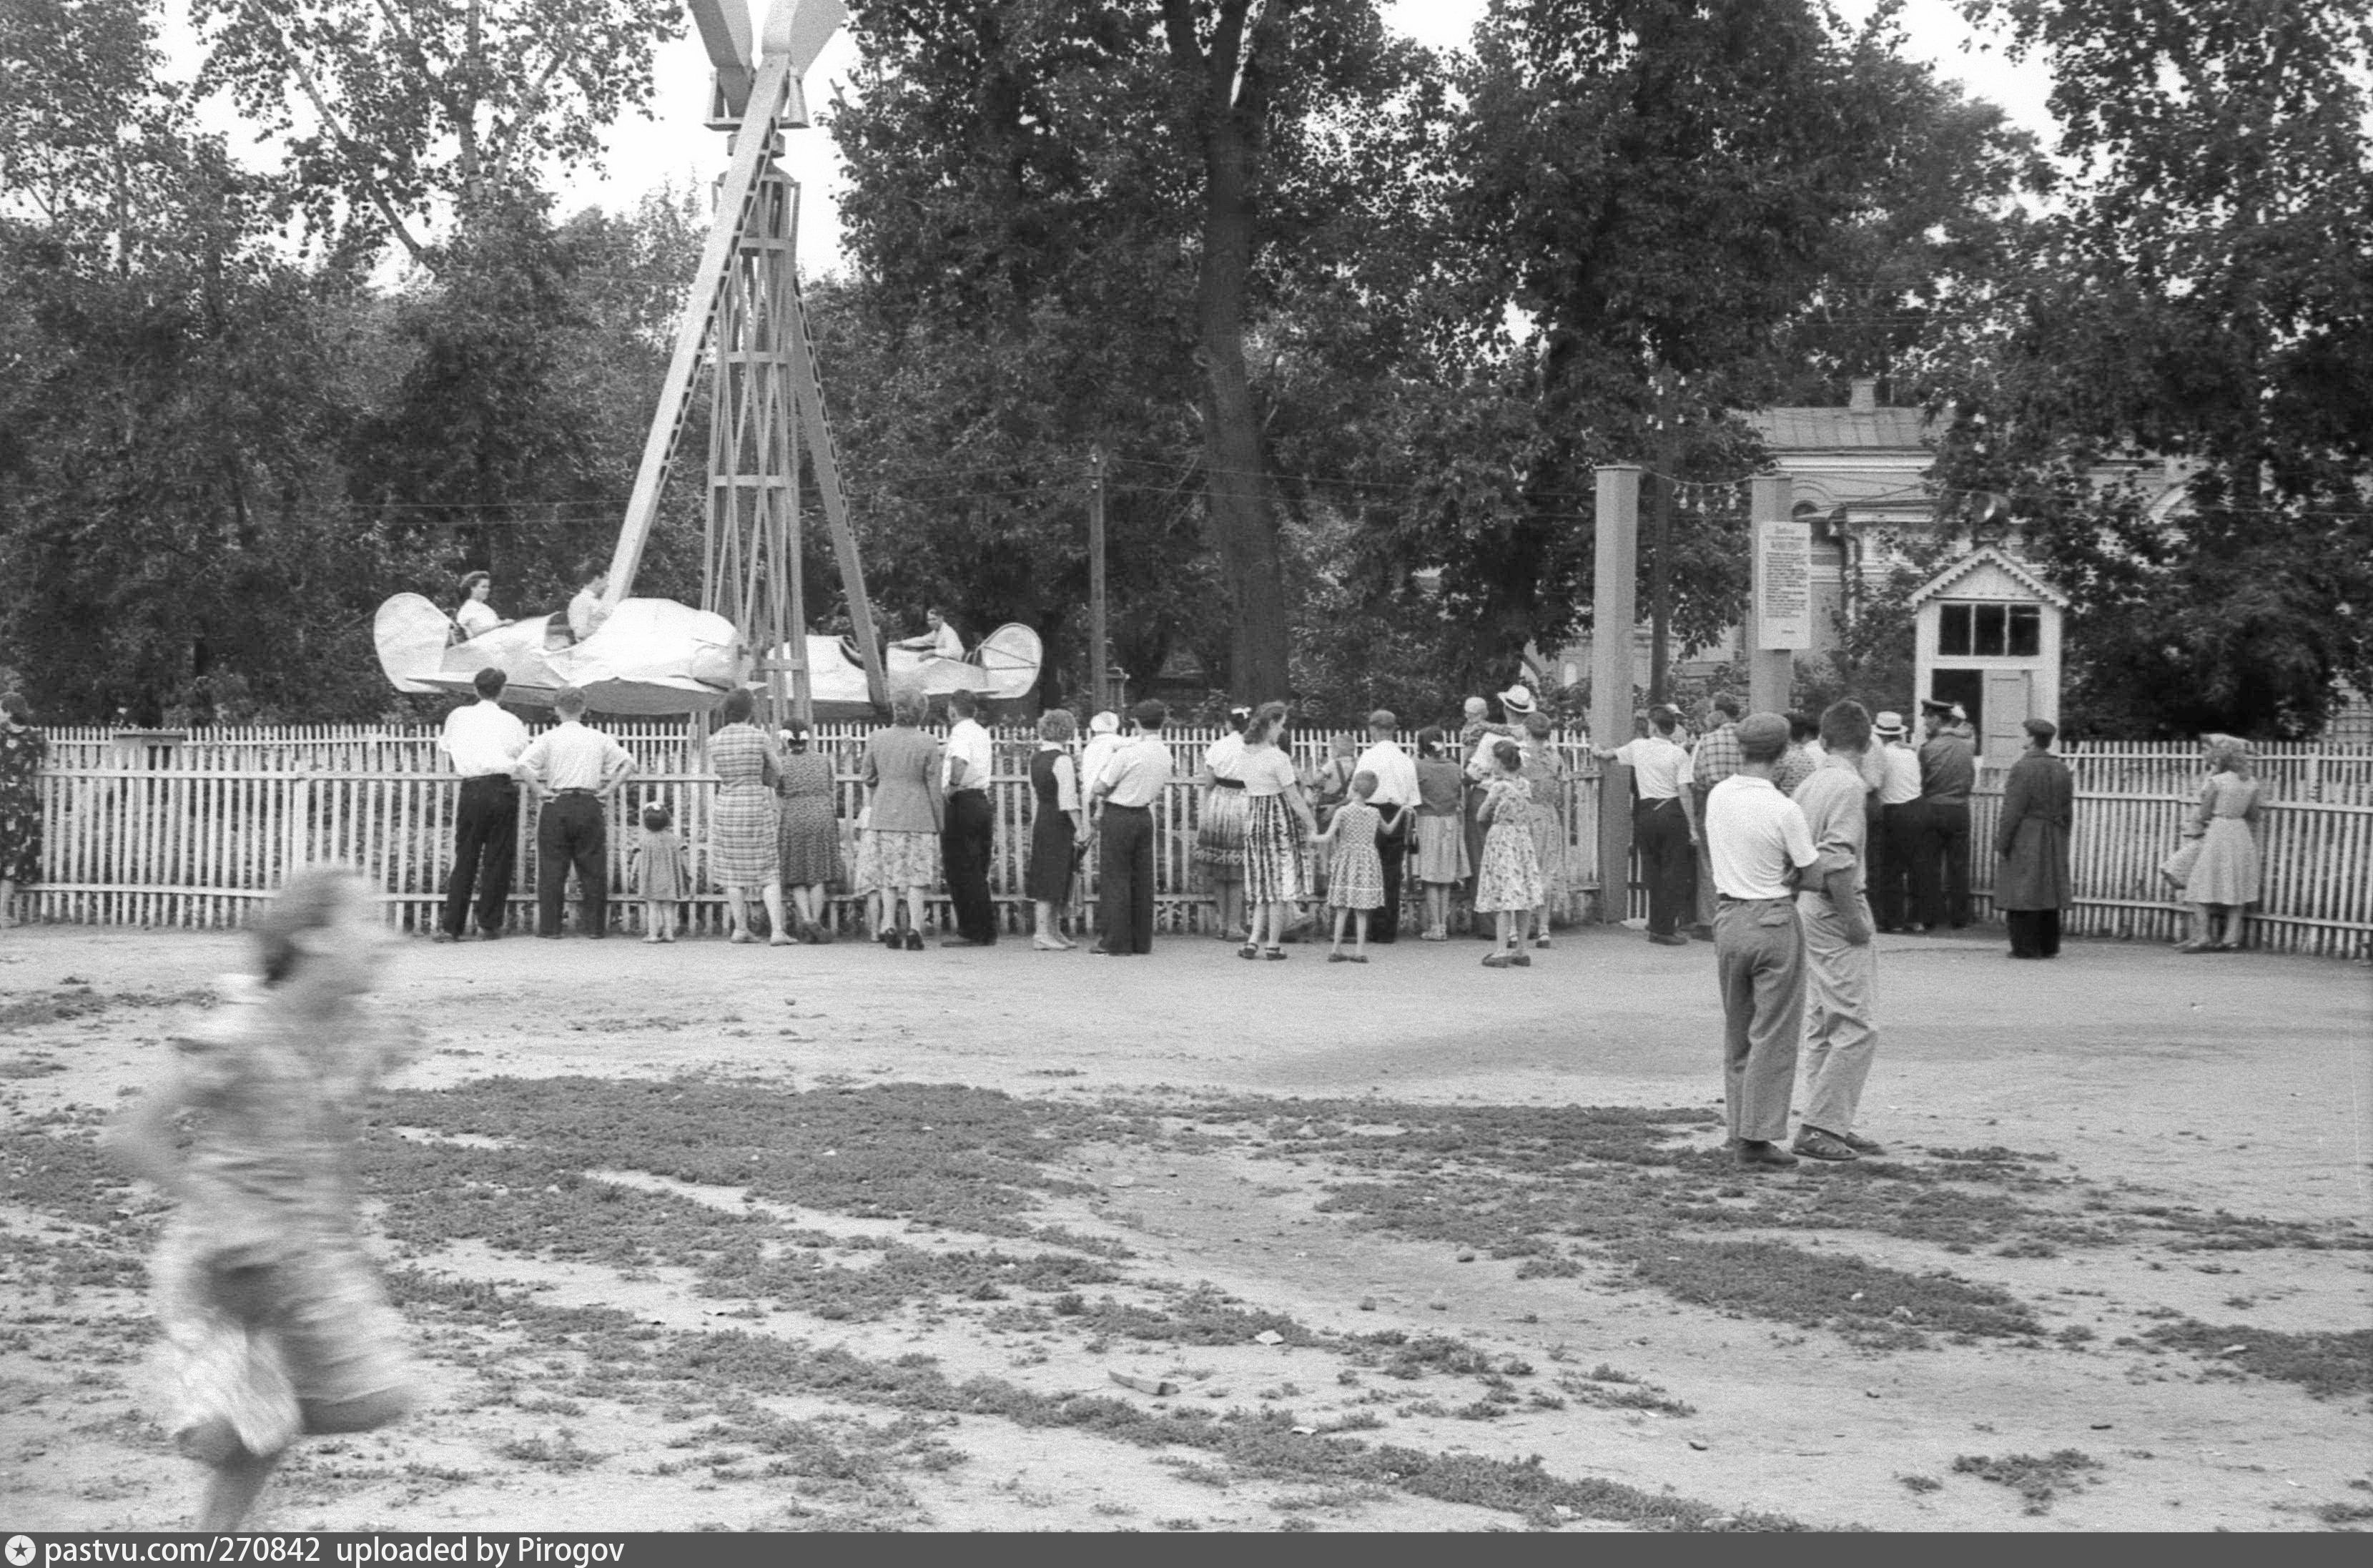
1086, 700, 1173, 955
939, 688, 998, 947
1078, 711, 1123, 798
516, 686, 636, 937
1597, 704, 1698, 945
1789, 701, 1885, 1163
1704, 711, 1820, 1170
566, 576, 613, 642
435, 667, 531, 942
1353, 709, 1419, 943
896, 607, 965, 661
1871, 711, 1925, 931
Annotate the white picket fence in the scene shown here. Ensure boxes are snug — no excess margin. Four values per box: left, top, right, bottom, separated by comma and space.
19, 726, 2372, 957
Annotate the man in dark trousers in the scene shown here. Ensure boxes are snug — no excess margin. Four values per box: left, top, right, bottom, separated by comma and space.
517, 686, 636, 937
1353, 709, 1419, 942
1598, 704, 1699, 945
1913, 699, 1976, 930
1085, 699, 1173, 955
434, 667, 528, 942
939, 687, 998, 945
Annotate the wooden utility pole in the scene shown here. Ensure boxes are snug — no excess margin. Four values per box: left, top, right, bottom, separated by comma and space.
1592, 465, 1640, 924
1088, 447, 1109, 711
1648, 467, 1673, 706
1747, 474, 1797, 715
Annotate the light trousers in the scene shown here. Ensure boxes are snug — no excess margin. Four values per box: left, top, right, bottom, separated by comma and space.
1798, 889, 1880, 1136
1714, 897, 1805, 1143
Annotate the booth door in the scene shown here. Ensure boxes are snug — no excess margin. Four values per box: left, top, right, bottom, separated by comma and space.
1982, 669, 2033, 764
1930, 669, 1983, 742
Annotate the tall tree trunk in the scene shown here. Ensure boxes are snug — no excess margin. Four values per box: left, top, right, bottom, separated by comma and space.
1196, 113, 1291, 701
1167, 0, 1295, 703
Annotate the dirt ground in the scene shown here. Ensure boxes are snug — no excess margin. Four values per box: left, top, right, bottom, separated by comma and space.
3, 917, 2368, 1533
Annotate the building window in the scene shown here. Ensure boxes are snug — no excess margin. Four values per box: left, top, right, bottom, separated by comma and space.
2008, 604, 2041, 656
1938, 601, 2041, 657
1939, 603, 1972, 656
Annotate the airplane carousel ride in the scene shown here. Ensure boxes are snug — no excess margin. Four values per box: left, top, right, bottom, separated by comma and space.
373, 0, 1041, 721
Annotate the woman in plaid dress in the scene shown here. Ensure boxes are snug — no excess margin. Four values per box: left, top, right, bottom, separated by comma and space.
709, 689, 790, 945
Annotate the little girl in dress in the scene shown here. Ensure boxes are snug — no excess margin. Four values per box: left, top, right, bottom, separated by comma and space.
107, 868, 422, 1529
1474, 741, 1544, 967
1308, 770, 1401, 962
629, 802, 688, 942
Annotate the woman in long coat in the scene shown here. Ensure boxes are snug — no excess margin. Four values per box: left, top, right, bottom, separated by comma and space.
1993, 718, 2073, 959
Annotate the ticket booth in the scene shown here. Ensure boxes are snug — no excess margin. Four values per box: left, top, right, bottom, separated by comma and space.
1909, 546, 2066, 764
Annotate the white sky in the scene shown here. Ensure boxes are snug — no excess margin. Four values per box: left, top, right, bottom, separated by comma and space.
159, 1, 2056, 278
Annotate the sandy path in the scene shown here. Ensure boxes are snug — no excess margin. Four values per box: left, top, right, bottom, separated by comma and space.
1, 921, 2367, 1532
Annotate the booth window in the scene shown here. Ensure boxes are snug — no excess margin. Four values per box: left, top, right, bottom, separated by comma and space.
1938, 602, 2041, 657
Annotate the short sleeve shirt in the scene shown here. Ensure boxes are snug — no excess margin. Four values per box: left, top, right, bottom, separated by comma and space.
1612, 736, 1689, 800
1704, 774, 1817, 899
1238, 744, 1301, 798
1792, 759, 1870, 892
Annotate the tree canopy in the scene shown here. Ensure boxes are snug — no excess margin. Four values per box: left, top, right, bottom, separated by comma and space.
1, 0, 2360, 736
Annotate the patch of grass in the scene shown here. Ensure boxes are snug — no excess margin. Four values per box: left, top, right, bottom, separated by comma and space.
373, 1076, 1137, 1238
0, 1055, 66, 1078
1898, 1473, 1943, 1494
0, 985, 214, 1033
388, 1273, 1802, 1531
493, 1430, 604, 1471
1615, 1241, 2041, 1345
2141, 1321, 2373, 1401
1555, 1367, 1695, 1417
2314, 1501, 2373, 1525
1950, 1450, 2103, 1514
1, 1122, 139, 1227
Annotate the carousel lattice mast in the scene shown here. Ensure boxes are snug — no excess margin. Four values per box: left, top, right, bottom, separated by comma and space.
601, 0, 887, 726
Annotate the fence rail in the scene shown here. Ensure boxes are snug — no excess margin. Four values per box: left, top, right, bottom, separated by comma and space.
20, 725, 2372, 957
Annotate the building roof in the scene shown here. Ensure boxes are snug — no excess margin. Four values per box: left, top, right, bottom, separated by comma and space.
1745, 406, 1934, 452
1908, 546, 2071, 609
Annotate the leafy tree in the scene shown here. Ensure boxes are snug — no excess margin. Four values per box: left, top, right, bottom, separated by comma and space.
1399, 0, 2034, 683
1923, 0, 2373, 737
190, 0, 681, 261
828, 0, 1431, 701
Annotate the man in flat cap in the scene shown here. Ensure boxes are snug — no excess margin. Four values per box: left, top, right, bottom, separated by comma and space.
1914, 699, 1976, 932
1702, 711, 1820, 1169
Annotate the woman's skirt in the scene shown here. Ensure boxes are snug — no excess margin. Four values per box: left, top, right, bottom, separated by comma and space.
154, 1221, 414, 1458
1527, 802, 1566, 898
1027, 813, 1077, 904
2183, 817, 2261, 907
1413, 813, 1469, 884
1242, 794, 1307, 904
708, 785, 779, 886
871, 828, 940, 890
778, 794, 842, 887
1474, 820, 1544, 912
1195, 784, 1249, 879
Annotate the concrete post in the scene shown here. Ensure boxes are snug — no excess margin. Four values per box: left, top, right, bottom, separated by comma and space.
1747, 473, 1795, 716
1592, 465, 1639, 924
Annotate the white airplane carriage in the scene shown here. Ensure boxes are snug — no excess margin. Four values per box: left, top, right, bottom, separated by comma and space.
379, 592, 1046, 719
374, 593, 741, 714
369, 0, 1044, 721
